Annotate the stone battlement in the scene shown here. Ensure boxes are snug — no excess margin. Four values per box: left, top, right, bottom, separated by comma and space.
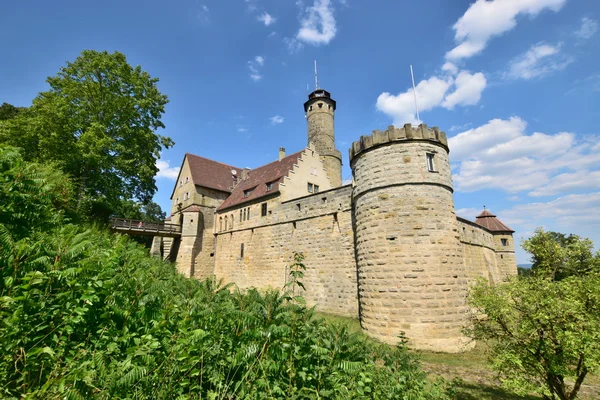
349, 123, 448, 163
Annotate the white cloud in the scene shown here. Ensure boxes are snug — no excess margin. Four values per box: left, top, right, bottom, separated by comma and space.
248, 56, 265, 81
376, 70, 487, 125
197, 4, 210, 25
296, 0, 337, 45
446, 0, 567, 61
529, 171, 600, 197
501, 193, 600, 228
258, 12, 277, 26
237, 127, 248, 133
442, 71, 487, 109
284, 37, 304, 53
376, 76, 451, 125
442, 62, 458, 75
156, 160, 180, 180
575, 17, 598, 39
270, 115, 284, 125
449, 117, 600, 196
506, 42, 573, 80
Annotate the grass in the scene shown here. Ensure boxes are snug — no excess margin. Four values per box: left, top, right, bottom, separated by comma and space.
315, 313, 600, 399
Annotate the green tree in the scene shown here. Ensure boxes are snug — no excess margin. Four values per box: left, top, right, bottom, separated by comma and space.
524, 229, 599, 280
467, 228, 600, 400
0, 50, 173, 219
0, 103, 26, 121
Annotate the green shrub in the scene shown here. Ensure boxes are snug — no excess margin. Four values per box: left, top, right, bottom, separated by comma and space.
0, 147, 446, 399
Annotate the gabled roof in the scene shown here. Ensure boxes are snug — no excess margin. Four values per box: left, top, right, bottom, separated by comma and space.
171, 153, 243, 199
217, 151, 303, 211
475, 209, 514, 233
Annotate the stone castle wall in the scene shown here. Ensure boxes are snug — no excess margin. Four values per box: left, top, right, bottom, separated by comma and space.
457, 217, 502, 284
214, 185, 358, 317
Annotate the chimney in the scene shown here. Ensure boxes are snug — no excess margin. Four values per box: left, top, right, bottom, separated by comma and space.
279, 147, 286, 161
242, 167, 251, 180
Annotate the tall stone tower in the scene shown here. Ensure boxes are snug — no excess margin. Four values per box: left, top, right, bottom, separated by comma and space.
350, 123, 472, 353
304, 89, 342, 187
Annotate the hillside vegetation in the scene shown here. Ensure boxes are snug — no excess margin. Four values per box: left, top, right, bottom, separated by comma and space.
0, 145, 447, 399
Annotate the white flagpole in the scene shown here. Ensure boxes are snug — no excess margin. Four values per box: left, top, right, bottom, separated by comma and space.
410, 65, 420, 124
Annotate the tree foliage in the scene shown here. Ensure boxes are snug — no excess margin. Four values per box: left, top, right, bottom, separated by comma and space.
0, 146, 446, 399
467, 228, 600, 400
0, 103, 26, 121
0, 50, 172, 219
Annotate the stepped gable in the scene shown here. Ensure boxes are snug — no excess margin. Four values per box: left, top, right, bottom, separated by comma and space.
185, 153, 243, 193
475, 209, 514, 233
218, 151, 303, 211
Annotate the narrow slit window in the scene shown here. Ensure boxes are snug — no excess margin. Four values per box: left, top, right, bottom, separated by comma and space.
426, 153, 436, 172
261, 203, 267, 217
240, 209, 243, 222
243, 208, 247, 221
240, 243, 244, 258
247, 207, 251, 219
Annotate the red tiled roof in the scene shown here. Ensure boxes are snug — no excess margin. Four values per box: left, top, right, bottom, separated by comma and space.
217, 151, 303, 211
171, 154, 242, 199
475, 209, 514, 233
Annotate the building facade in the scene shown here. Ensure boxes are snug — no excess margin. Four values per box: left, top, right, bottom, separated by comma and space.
152, 88, 517, 353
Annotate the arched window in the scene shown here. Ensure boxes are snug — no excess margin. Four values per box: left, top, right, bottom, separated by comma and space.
243, 208, 247, 221
219, 217, 223, 232
224, 215, 228, 231
240, 209, 243, 222
230, 214, 234, 230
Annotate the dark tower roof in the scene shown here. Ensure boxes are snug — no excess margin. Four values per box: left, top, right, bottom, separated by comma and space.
475, 209, 514, 233
304, 89, 336, 112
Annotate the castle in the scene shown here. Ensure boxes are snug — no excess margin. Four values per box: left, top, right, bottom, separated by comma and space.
151, 87, 517, 353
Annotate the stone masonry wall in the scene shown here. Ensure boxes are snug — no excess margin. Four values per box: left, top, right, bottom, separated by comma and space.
214, 185, 358, 317
350, 124, 472, 353
457, 217, 502, 284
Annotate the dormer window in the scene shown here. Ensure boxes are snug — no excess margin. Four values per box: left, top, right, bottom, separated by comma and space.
266, 182, 274, 191
243, 187, 256, 198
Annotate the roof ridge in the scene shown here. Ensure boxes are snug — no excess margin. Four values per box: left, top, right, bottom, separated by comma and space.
186, 152, 242, 171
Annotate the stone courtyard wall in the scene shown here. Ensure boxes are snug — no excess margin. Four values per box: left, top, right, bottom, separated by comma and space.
214, 185, 358, 317
456, 217, 502, 285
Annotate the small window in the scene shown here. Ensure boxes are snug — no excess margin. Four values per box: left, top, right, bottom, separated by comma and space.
185, 176, 189, 183
247, 207, 251, 219
308, 183, 314, 193
224, 216, 228, 230
219, 217, 223, 232
240, 209, 243, 222
240, 243, 244, 258
243, 208, 247, 221
266, 182, 273, 191
309, 106, 313, 111
261, 203, 267, 217
501, 238, 508, 246
314, 184, 319, 193
176, 197, 179, 203
179, 180, 183, 187
426, 153, 436, 172
230, 214, 233, 229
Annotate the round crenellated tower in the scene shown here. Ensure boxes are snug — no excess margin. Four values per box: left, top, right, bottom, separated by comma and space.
304, 88, 342, 187
350, 123, 471, 353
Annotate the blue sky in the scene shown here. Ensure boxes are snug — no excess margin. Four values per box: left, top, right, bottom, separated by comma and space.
1, 0, 599, 263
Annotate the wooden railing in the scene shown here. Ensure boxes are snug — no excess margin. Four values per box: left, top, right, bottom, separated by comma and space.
109, 218, 181, 236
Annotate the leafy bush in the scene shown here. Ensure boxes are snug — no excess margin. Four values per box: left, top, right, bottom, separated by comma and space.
0, 146, 446, 399
467, 229, 600, 400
